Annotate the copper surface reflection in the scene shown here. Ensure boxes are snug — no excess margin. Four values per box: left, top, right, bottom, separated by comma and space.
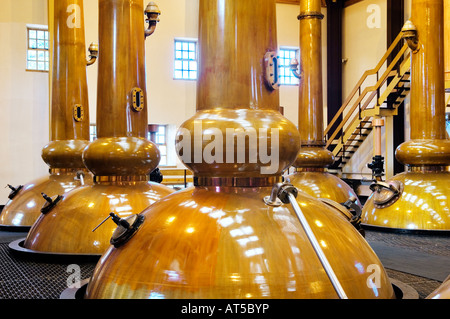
362, 171, 450, 230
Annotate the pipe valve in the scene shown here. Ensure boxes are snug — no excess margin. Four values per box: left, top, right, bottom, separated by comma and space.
86, 42, 98, 66
6, 184, 23, 200
145, 2, 161, 38
264, 183, 298, 206
92, 212, 145, 248
40, 193, 63, 214
289, 58, 301, 79
402, 20, 419, 52
75, 171, 85, 186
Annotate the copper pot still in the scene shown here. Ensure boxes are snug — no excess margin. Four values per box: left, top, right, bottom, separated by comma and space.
0, 0, 97, 231
84, 0, 395, 299
361, 0, 450, 231
284, 0, 360, 209
19, 0, 173, 256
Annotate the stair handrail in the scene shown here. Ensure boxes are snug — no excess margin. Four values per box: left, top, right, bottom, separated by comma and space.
324, 31, 410, 147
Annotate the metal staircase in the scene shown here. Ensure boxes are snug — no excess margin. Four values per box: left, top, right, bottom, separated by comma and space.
324, 32, 411, 171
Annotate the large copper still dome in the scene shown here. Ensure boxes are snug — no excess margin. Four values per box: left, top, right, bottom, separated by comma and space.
84, 0, 395, 299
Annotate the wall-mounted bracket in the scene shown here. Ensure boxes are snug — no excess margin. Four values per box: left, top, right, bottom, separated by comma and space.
145, 2, 161, 38
289, 58, 301, 79
402, 20, 419, 53
86, 42, 98, 66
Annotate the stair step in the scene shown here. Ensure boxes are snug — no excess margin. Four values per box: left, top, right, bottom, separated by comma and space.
346, 139, 365, 142
350, 133, 369, 137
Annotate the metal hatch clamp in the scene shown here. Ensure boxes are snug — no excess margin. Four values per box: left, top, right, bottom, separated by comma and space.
267, 183, 349, 299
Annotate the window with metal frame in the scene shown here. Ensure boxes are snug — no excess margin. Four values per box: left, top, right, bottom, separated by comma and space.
278, 47, 299, 86
174, 39, 198, 80
151, 125, 168, 166
27, 26, 50, 72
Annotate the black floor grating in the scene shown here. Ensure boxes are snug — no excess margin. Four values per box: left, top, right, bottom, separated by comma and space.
0, 243, 95, 299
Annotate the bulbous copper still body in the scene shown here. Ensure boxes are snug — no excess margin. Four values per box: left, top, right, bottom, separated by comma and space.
20, 0, 173, 256
362, 0, 450, 231
0, 0, 95, 231
284, 0, 360, 208
427, 277, 450, 299
84, 0, 394, 299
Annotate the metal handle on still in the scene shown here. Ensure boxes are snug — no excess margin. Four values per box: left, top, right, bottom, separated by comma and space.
268, 183, 349, 299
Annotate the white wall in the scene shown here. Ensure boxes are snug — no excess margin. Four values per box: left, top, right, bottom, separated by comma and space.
0, 0, 49, 201
340, 0, 389, 179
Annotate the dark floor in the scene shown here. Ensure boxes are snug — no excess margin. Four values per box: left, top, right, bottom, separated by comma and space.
0, 227, 448, 299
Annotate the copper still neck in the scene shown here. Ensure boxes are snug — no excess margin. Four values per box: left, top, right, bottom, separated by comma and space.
82, 0, 160, 178
396, 0, 450, 167
42, 0, 91, 170
196, 0, 279, 111
176, 0, 300, 183
294, 0, 334, 168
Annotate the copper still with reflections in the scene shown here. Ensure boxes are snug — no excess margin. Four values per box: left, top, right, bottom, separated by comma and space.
427, 276, 450, 299
0, 0, 97, 231
84, 0, 394, 299
20, 0, 173, 256
361, 0, 450, 231
284, 0, 360, 210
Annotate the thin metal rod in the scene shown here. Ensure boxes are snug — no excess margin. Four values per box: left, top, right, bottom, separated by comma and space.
92, 215, 112, 232
287, 193, 348, 299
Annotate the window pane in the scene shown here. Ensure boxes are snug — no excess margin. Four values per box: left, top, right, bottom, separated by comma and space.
38, 51, 45, 61
45, 51, 49, 61
27, 61, 37, 70
182, 51, 188, 59
38, 62, 45, 70
44, 31, 49, 40
27, 50, 36, 61
174, 70, 182, 79
29, 30, 36, 39
189, 43, 195, 51
175, 61, 182, 70
176, 51, 182, 59
45, 62, 49, 71
182, 42, 188, 50
175, 41, 182, 50
29, 39, 37, 49
189, 71, 197, 80
37, 30, 45, 40
37, 40, 45, 49
44, 40, 49, 50
189, 61, 197, 71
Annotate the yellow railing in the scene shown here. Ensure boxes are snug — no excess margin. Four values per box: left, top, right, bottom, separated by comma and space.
324, 31, 410, 149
